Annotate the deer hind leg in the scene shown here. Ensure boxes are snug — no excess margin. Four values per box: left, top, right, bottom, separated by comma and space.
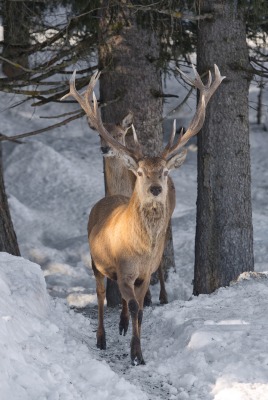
143, 287, 152, 307
92, 259, 106, 350
119, 298, 129, 336
158, 263, 168, 305
118, 280, 145, 365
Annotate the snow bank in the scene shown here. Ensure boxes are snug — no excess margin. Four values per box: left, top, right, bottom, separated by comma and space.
148, 273, 268, 400
0, 253, 147, 400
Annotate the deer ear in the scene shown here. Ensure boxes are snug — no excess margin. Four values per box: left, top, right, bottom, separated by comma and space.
121, 112, 134, 131
166, 149, 188, 170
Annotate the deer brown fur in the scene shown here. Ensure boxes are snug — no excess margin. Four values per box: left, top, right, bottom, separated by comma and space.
95, 111, 170, 305
61, 64, 225, 365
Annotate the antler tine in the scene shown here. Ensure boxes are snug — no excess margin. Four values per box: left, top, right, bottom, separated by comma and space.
162, 119, 177, 158
205, 64, 226, 104
61, 70, 85, 106
61, 70, 141, 162
163, 64, 225, 160
131, 124, 143, 159
89, 85, 140, 161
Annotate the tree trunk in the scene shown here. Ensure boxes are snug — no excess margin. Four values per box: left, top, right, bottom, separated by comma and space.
194, 0, 254, 295
2, 0, 30, 78
98, 1, 175, 306
0, 1, 25, 256
0, 145, 20, 256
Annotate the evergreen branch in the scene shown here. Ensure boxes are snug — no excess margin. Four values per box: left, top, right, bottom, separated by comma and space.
0, 56, 35, 74
125, 3, 213, 21
162, 86, 194, 121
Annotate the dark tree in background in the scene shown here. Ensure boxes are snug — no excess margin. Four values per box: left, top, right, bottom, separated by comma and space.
194, 0, 254, 295
1, 0, 30, 78
0, 0, 29, 255
98, 0, 175, 306
0, 145, 20, 255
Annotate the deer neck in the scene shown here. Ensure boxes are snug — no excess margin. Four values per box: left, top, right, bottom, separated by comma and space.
127, 190, 168, 248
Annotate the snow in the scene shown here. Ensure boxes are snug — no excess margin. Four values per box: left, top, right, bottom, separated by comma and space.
0, 253, 147, 400
0, 68, 268, 399
2, 255, 268, 400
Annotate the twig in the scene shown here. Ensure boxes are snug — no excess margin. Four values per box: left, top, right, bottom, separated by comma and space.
0, 134, 22, 144
162, 86, 194, 121
39, 109, 81, 119
0, 111, 84, 143
125, 3, 213, 21
0, 56, 35, 74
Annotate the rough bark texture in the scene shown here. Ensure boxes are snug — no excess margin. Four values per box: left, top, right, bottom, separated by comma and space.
2, 1, 30, 78
98, 1, 175, 306
0, 145, 20, 256
194, 0, 254, 295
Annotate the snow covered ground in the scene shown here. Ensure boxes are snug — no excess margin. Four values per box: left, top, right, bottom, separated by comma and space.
1, 71, 268, 399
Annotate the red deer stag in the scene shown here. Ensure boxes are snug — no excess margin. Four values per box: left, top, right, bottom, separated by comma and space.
61, 65, 225, 365
90, 111, 169, 305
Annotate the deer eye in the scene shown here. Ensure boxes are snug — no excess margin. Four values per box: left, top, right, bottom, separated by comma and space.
137, 171, 143, 177
164, 170, 169, 177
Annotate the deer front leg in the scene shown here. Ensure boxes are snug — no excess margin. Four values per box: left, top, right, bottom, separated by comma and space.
118, 280, 145, 365
119, 298, 129, 335
135, 280, 150, 339
158, 263, 168, 305
92, 260, 106, 350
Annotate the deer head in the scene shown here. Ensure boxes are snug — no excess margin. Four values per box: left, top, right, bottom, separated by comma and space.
61, 65, 225, 202
88, 111, 134, 154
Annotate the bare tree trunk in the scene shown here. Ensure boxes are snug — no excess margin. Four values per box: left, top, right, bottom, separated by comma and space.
0, 145, 20, 255
0, 1, 26, 255
194, 0, 254, 295
2, 0, 29, 78
98, 1, 175, 306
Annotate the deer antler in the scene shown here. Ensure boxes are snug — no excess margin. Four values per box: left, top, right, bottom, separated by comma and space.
162, 64, 225, 160
61, 70, 142, 162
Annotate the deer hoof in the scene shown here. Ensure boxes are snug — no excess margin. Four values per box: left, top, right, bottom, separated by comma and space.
159, 292, 168, 305
131, 355, 146, 366
97, 333, 106, 350
119, 315, 129, 336
131, 336, 145, 365
143, 290, 152, 307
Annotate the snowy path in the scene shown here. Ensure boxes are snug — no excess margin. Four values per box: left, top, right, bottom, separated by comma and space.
79, 306, 171, 400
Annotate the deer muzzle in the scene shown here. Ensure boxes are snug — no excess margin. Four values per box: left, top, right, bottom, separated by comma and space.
101, 146, 111, 155
150, 185, 162, 196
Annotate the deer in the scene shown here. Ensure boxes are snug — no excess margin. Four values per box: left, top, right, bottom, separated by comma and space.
95, 112, 136, 197
61, 64, 225, 365
89, 111, 169, 305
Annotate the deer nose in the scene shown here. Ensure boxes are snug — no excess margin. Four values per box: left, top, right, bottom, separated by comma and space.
101, 146, 111, 155
150, 185, 162, 196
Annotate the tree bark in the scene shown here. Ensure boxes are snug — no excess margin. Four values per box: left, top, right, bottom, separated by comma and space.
2, 0, 30, 78
0, 145, 20, 256
98, 1, 175, 306
194, 0, 254, 295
